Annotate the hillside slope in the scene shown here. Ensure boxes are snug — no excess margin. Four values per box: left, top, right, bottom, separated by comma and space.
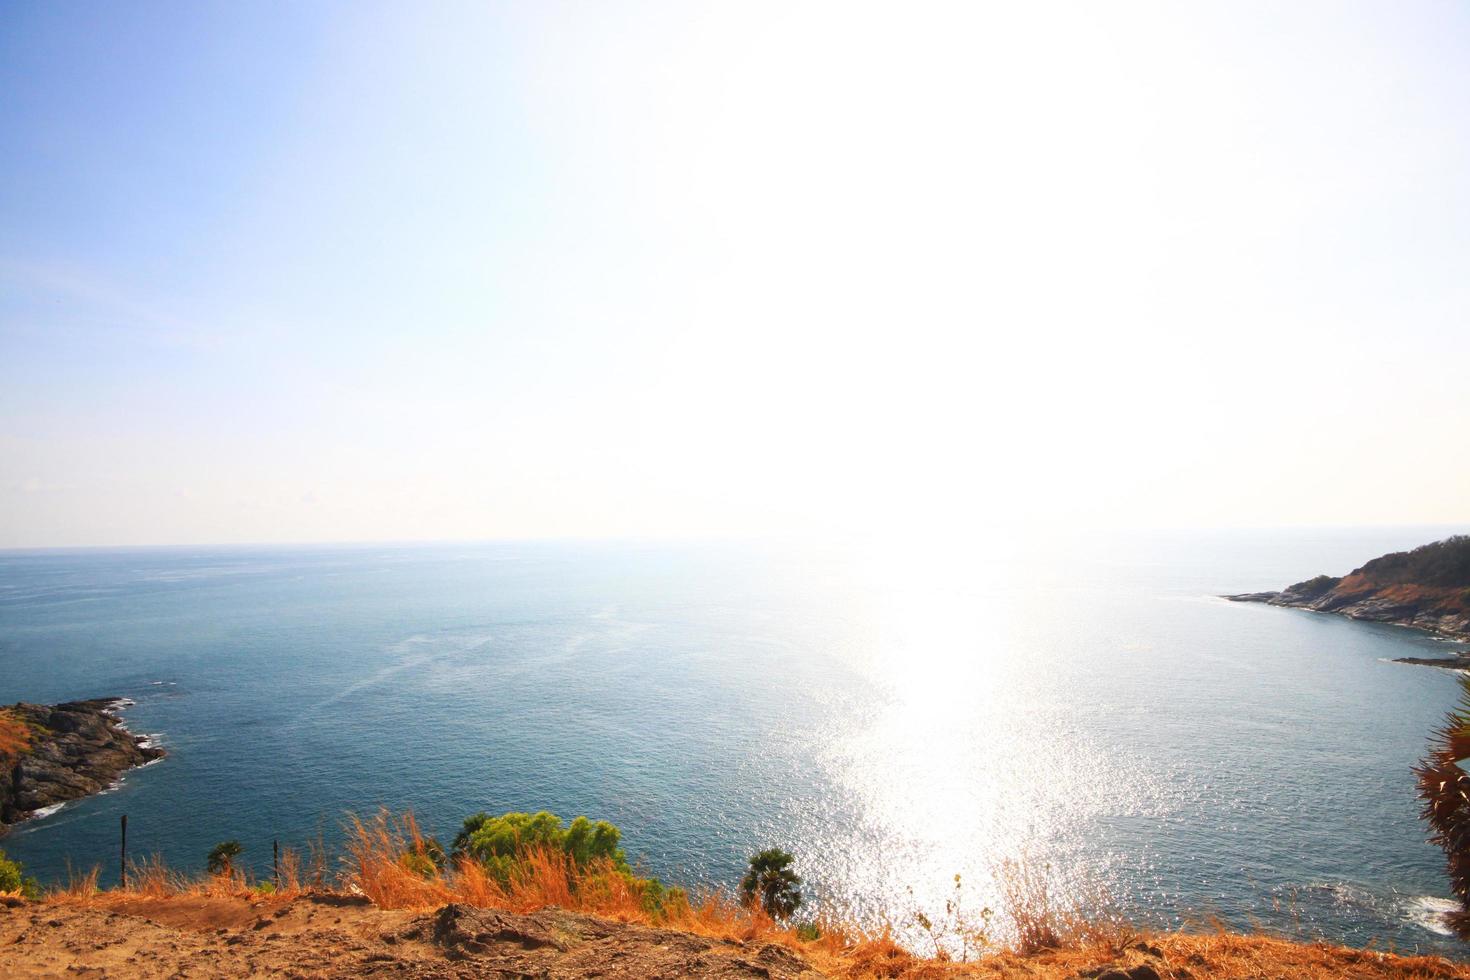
2, 894, 1467, 979
1227, 535, 1470, 640
0, 895, 820, 979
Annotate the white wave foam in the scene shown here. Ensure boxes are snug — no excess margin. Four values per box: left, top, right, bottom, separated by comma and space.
29, 802, 66, 819
1404, 895, 1457, 936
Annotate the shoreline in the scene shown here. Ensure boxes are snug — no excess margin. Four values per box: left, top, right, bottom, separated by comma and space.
1223, 592, 1470, 670
1223, 591, 1470, 643
0, 697, 166, 833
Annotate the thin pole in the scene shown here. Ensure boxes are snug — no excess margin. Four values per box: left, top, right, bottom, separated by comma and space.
273, 839, 280, 888
119, 814, 128, 888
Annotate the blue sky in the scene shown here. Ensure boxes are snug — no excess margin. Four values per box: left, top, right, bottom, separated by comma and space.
2, 1, 1468, 547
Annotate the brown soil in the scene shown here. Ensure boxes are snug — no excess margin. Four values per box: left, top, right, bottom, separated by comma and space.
0, 894, 823, 978
3, 894, 1468, 979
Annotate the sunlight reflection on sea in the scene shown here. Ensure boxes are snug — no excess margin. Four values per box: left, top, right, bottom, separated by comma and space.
1, 528, 1466, 953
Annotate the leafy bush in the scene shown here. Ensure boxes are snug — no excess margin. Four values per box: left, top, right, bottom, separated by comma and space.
637, 875, 690, 920
454, 810, 628, 879
0, 849, 40, 899
446, 810, 685, 918
397, 834, 447, 878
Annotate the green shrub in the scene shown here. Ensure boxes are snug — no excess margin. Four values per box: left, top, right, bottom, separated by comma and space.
454, 810, 629, 878
638, 876, 690, 920
0, 849, 40, 899
396, 833, 447, 878
449, 809, 683, 913
398, 850, 439, 878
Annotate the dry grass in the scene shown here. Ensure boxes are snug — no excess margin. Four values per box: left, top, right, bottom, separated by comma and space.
50, 863, 102, 902
45, 844, 316, 910
30, 809, 1470, 978
0, 708, 32, 765
333, 809, 899, 969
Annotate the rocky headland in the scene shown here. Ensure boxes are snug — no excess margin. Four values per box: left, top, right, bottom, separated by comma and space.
0, 698, 165, 831
1226, 535, 1470, 667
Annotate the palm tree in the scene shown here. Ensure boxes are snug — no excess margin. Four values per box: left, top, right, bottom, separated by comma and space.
1417, 672, 1470, 938
740, 848, 803, 919
207, 840, 243, 877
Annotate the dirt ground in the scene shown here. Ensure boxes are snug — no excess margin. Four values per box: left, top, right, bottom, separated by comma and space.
0, 895, 824, 978
5, 894, 1470, 979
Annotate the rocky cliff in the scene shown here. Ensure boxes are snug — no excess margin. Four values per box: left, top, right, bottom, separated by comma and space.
0, 699, 165, 830
1226, 535, 1470, 641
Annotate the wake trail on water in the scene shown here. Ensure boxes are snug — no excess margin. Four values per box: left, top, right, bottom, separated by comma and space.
285, 632, 503, 727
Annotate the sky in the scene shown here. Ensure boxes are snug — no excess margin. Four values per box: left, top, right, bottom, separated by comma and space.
1, 1, 1468, 548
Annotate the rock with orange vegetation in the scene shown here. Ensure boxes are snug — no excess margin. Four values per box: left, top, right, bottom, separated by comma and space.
0, 698, 165, 831
1227, 535, 1470, 649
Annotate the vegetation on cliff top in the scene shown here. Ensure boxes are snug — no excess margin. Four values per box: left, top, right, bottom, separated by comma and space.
1353, 536, 1470, 589
453, 811, 628, 874
0, 848, 40, 899
1286, 536, 1470, 595
4, 807, 1468, 977
1258, 535, 1470, 638
1284, 573, 1343, 598
0, 709, 32, 766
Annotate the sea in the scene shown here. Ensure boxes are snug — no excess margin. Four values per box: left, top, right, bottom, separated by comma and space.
1, 526, 1467, 955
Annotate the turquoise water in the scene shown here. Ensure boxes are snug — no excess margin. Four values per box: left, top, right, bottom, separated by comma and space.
1, 528, 1468, 954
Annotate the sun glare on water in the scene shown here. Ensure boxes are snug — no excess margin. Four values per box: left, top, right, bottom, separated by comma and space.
784, 535, 1151, 935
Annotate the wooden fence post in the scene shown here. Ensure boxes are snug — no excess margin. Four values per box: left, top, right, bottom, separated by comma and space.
273, 839, 280, 888
119, 814, 128, 888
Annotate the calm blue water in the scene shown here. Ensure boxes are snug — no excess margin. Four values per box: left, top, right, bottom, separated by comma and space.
2, 528, 1468, 955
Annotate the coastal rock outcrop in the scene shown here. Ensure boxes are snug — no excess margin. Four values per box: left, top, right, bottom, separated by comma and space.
1225, 536, 1470, 658
0, 698, 164, 830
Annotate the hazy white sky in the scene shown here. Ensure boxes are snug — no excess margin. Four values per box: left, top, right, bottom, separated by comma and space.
2, 1, 1467, 548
